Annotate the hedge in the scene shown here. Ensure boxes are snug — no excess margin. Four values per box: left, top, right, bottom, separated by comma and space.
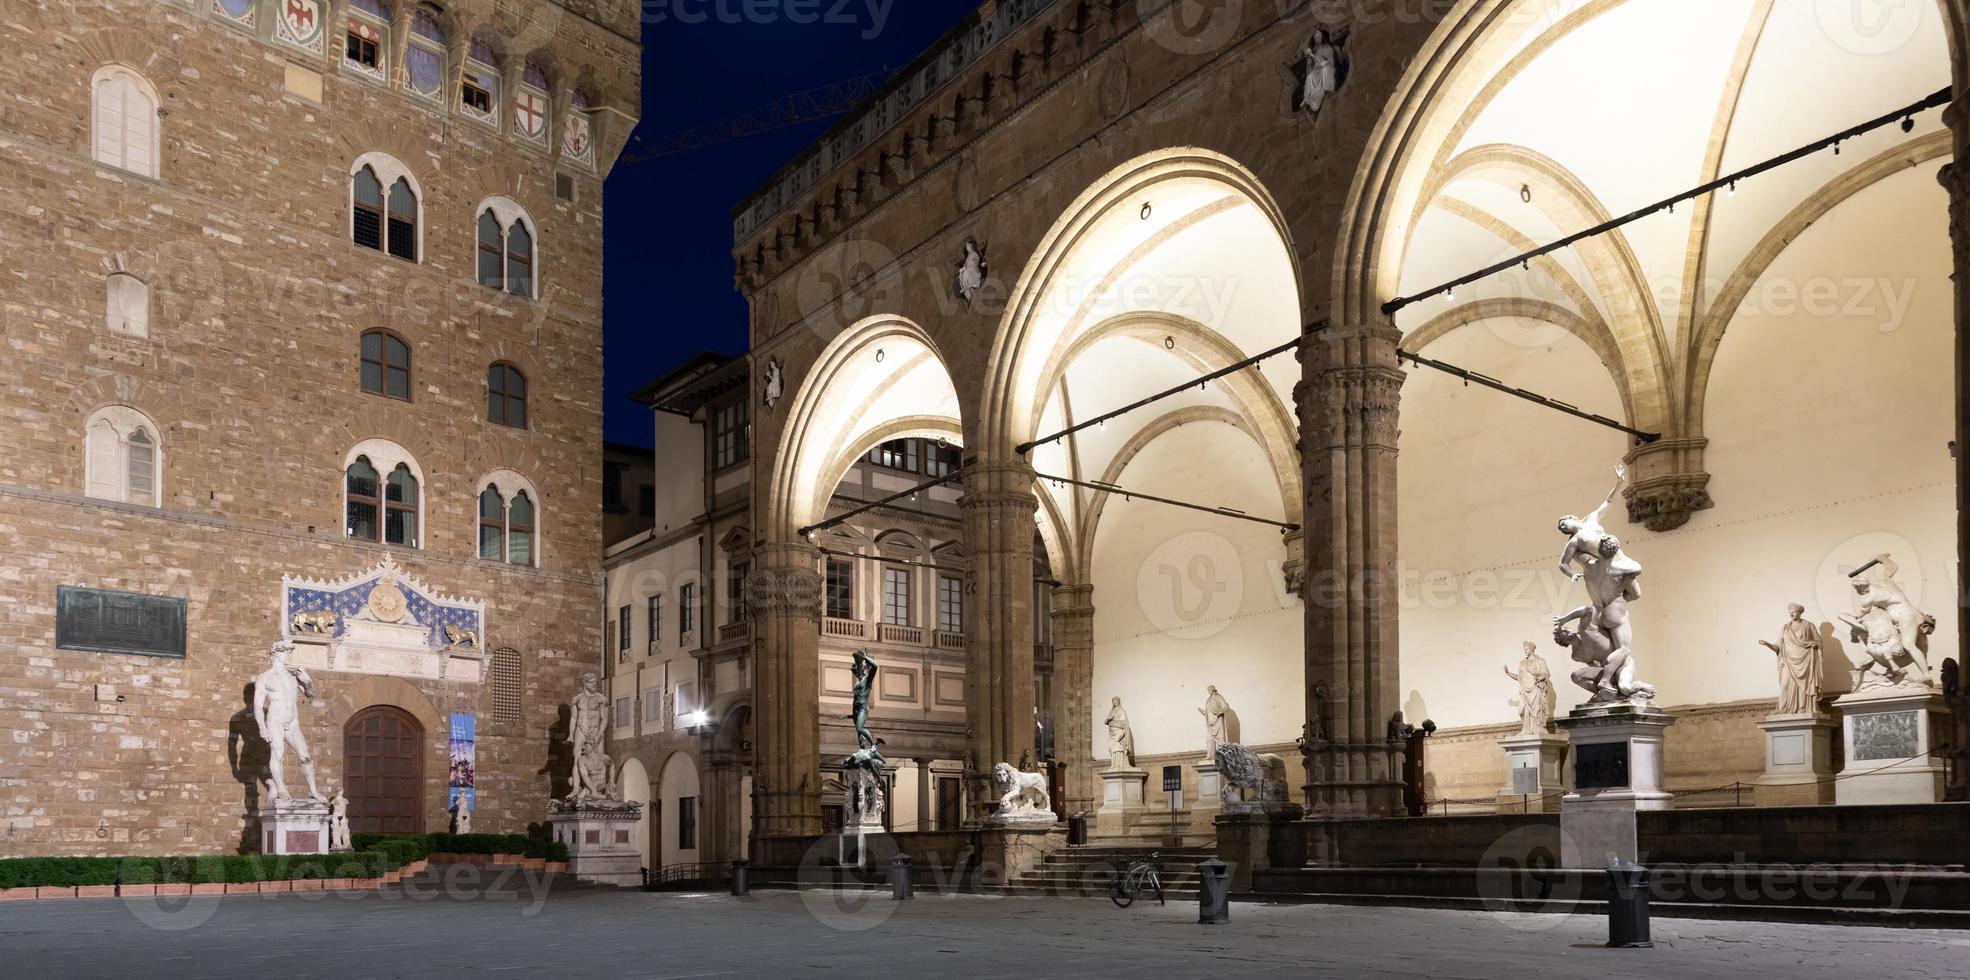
0, 851, 392, 889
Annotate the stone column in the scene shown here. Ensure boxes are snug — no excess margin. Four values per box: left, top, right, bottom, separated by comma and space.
914, 758, 931, 832
961, 459, 1041, 820
1298, 320, 1408, 817
745, 546, 824, 838
1049, 584, 1096, 816
1942, 88, 1970, 685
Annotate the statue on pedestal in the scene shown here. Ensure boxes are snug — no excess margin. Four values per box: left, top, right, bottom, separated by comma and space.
847, 650, 879, 748
1104, 696, 1135, 768
565, 672, 618, 804
254, 641, 326, 802
841, 742, 888, 829
1840, 555, 1937, 690
450, 796, 472, 834
1504, 642, 1557, 734
328, 789, 351, 852
1198, 685, 1230, 761
1556, 466, 1625, 582
990, 762, 1052, 820
1758, 603, 1823, 714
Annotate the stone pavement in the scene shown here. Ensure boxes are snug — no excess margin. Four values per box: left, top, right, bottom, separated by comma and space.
3, 878, 1966, 980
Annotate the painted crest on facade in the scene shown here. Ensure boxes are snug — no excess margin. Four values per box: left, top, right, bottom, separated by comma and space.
281, 555, 487, 682
515, 88, 550, 146
213, 0, 257, 27
563, 113, 594, 168
275, 0, 326, 54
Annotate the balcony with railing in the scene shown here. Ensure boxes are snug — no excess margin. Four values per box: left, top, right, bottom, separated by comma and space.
934, 631, 965, 652
877, 623, 925, 646
823, 617, 868, 639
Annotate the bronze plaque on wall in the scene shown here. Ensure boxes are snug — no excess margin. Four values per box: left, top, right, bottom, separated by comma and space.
56, 586, 186, 659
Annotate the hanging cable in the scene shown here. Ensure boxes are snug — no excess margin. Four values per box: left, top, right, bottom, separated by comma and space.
1382, 86, 1951, 317
1034, 471, 1300, 531
1017, 324, 1323, 456
1397, 348, 1660, 443
799, 467, 967, 539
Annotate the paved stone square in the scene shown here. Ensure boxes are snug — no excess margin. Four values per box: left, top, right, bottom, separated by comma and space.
3, 883, 1967, 980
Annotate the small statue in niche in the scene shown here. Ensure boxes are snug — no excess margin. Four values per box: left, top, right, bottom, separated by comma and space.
954, 237, 988, 303
761, 355, 784, 411
1295, 25, 1352, 119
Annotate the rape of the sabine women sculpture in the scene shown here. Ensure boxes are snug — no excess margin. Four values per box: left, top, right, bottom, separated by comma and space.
1552, 467, 1656, 703
1840, 554, 1937, 690
1759, 603, 1823, 714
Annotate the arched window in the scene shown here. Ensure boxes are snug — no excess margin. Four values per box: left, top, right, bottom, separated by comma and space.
406, 10, 447, 102
360, 330, 411, 400
474, 199, 538, 298
478, 486, 506, 560
92, 67, 158, 178
351, 155, 420, 261
487, 362, 527, 428
344, 0, 389, 81
85, 406, 162, 506
344, 441, 421, 547
107, 272, 149, 338
476, 471, 541, 567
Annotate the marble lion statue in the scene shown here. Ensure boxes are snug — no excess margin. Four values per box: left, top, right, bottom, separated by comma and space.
290, 610, 336, 635
444, 624, 480, 649
1215, 743, 1288, 806
992, 762, 1050, 812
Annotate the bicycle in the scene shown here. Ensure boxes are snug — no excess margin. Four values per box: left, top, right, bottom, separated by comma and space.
1110, 852, 1165, 908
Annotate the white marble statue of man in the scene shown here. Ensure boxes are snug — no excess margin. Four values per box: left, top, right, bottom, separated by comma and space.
1555, 535, 1652, 701
567, 672, 611, 801
254, 640, 326, 802
1759, 603, 1823, 714
1198, 686, 1230, 760
1503, 642, 1556, 735
1556, 465, 1625, 582
328, 789, 351, 852
1105, 696, 1135, 769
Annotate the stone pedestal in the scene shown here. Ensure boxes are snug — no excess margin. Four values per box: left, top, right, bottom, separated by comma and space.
1755, 712, 1838, 806
1213, 809, 1308, 891
547, 802, 645, 887
1495, 733, 1568, 813
1555, 703, 1676, 869
258, 799, 330, 855
977, 824, 1065, 881
1094, 766, 1148, 837
1192, 759, 1223, 811
1833, 688, 1951, 805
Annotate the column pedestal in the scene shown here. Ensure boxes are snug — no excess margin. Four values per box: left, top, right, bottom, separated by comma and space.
1834, 687, 1950, 805
1555, 703, 1676, 869
1755, 712, 1838, 806
1495, 733, 1568, 813
548, 802, 645, 886
258, 799, 330, 855
1192, 759, 1224, 812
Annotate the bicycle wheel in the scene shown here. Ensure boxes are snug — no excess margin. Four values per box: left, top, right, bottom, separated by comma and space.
1111, 871, 1136, 908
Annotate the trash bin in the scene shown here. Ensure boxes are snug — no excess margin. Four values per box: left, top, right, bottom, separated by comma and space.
1197, 858, 1230, 925
730, 859, 750, 897
1067, 813, 1088, 846
1605, 859, 1651, 948
890, 855, 914, 900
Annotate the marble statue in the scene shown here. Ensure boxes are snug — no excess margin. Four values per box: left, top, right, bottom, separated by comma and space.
1104, 696, 1135, 768
1503, 642, 1557, 734
1758, 603, 1823, 714
567, 672, 615, 802
841, 743, 888, 828
328, 789, 351, 852
1840, 554, 1937, 690
1198, 685, 1230, 761
848, 650, 879, 748
954, 238, 987, 303
761, 355, 784, 411
1556, 465, 1625, 582
1554, 533, 1654, 702
1214, 743, 1289, 807
1299, 28, 1342, 115
450, 796, 472, 834
991, 762, 1051, 817
254, 641, 326, 802
290, 609, 336, 635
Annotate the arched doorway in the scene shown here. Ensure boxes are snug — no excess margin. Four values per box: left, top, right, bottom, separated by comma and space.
343, 705, 425, 835
618, 758, 652, 869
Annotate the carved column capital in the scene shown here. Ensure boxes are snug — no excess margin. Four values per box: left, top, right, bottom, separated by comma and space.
746, 547, 824, 621
1622, 437, 1712, 531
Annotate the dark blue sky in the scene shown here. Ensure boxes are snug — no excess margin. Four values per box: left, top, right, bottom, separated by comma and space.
600, 3, 983, 447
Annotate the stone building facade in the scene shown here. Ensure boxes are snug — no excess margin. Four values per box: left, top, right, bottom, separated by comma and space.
728, 0, 1970, 844
0, 0, 638, 856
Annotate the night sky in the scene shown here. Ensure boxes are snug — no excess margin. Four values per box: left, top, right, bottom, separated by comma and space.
600, 2, 985, 447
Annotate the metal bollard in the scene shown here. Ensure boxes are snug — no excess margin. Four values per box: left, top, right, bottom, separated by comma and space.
730, 859, 750, 897
1197, 858, 1230, 925
1605, 859, 1652, 948
890, 855, 914, 900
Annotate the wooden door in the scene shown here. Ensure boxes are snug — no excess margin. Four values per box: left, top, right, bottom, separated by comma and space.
344, 706, 425, 835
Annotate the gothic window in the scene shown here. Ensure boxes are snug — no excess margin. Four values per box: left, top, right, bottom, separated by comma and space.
352, 156, 420, 261
487, 362, 528, 428
475, 200, 538, 298
477, 473, 541, 567
461, 39, 500, 125
107, 273, 149, 338
92, 67, 158, 178
406, 10, 447, 103
360, 330, 411, 400
344, 441, 421, 547
353, 166, 384, 250
345, 1, 388, 82
84, 406, 161, 507
387, 178, 417, 260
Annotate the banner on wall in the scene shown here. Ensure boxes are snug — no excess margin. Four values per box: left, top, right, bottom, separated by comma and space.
448, 712, 476, 811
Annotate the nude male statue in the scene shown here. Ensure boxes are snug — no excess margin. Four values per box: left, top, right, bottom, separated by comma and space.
1556, 465, 1625, 582
1554, 535, 1653, 700
254, 641, 326, 802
